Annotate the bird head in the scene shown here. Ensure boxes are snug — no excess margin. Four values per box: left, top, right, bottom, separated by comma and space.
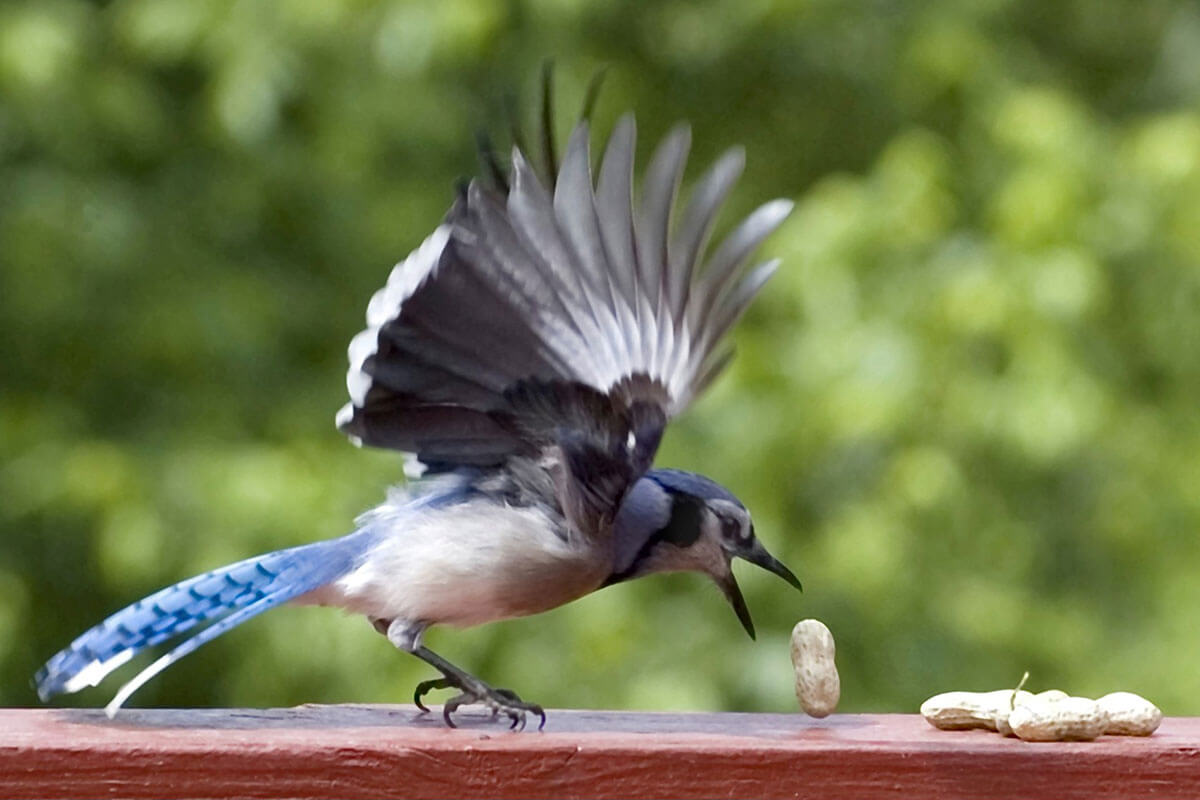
609, 469, 802, 639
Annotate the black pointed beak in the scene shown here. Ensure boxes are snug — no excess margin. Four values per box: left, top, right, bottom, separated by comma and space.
717, 573, 757, 640
716, 536, 801, 640
740, 539, 803, 592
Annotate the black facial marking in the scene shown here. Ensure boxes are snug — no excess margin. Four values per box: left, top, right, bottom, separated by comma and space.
659, 493, 705, 548
602, 492, 705, 586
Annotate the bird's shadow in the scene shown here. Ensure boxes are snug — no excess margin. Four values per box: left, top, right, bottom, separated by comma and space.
53, 704, 871, 738
56, 704, 475, 731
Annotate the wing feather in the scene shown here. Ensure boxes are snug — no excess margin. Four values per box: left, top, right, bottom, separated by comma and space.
668, 147, 745, 320
508, 149, 614, 385
337, 113, 791, 523
553, 125, 628, 386
635, 124, 691, 306
701, 258, 781, 355
595, 115, 642, 373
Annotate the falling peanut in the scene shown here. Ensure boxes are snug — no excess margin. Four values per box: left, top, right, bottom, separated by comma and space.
790, 619, 840, 717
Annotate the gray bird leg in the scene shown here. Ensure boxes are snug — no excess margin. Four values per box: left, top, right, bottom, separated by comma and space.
372, 617, 545, 731
410, 645, 546, 730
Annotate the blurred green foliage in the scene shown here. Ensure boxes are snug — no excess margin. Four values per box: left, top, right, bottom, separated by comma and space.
3, 0, 1200, 715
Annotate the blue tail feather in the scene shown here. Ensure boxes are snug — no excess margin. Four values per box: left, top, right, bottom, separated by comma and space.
35, 530, 373, 707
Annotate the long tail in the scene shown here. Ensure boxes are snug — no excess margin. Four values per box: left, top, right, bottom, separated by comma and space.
35, 530, 374, 716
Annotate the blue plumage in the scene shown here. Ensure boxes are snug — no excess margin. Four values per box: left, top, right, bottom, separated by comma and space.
35, 102, 799, 728
36, 531, 373, 709
648, 468, 746, 508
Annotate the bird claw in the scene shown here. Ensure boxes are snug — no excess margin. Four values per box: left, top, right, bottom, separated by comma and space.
413, 677, 453, 712
414, 678, 545, 731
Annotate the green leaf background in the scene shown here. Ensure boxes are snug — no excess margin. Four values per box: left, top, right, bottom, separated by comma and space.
3, 0, 1199, 714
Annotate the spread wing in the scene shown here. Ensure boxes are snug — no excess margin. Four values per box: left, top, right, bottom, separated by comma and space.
336, 115, 791, 532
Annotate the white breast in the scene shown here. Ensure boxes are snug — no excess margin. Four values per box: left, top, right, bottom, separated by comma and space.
320, 497, 609, 628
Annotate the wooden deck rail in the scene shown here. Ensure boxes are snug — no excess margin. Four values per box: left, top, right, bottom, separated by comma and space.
2, 706, 1198, 798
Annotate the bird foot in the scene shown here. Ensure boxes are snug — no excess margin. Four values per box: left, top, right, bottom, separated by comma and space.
414, 675, 545, 731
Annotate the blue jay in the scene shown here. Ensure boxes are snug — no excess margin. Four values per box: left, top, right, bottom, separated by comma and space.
35, 100, 799, 730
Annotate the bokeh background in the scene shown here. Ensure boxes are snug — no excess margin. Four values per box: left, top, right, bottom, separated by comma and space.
3, 0, 1200, 715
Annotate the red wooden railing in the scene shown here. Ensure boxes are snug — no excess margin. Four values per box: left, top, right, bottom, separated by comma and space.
2, 706, 1198, 798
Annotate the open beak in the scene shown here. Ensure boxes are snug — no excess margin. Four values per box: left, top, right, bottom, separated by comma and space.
717, 573, 758, 640
717, 539, 802, 641
741, 539, 803, 592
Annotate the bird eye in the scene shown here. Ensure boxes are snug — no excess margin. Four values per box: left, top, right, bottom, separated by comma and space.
721, 517, 742, 541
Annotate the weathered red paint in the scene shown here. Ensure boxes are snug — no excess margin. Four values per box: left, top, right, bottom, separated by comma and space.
0, 707, 1196, 799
